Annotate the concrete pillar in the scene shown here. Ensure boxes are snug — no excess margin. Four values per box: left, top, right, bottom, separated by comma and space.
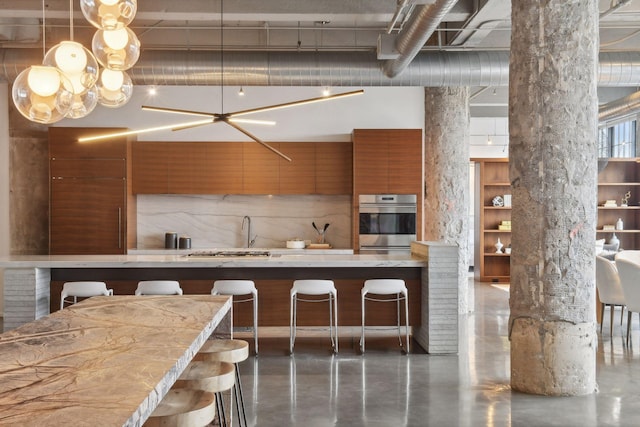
509, 1, 598, 395
424, 87, 470, 313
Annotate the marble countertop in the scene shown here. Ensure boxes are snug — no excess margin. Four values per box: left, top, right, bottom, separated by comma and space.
128, 247, 355, 255
0, 295, 232, 426
0, 252, 426, 268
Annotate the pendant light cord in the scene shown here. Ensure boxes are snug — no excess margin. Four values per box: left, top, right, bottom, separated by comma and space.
41, 0, 46, 58
69, 0, 74, 41
220, 0, 224, 113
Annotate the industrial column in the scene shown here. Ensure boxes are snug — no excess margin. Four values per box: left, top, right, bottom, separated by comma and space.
509, 1, 598, 395
424, 87, 471, 314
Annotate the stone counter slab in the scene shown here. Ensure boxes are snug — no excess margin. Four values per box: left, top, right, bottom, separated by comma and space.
0, 295, 231, 426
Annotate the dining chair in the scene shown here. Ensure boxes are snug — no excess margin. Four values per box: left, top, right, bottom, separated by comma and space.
595, 255, 626, 336
613, 257, 640, 345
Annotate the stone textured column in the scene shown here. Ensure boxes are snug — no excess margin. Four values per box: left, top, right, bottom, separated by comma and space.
424, 87, 470, 314
509, 0, 598, 395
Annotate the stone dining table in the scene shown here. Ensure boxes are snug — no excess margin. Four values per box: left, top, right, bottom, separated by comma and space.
0, 294, 232, 427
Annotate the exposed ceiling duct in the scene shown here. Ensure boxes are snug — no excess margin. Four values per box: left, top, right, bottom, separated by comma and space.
3, 49, 640, 88
382, 0, 460, 78
598, 90, 640, 123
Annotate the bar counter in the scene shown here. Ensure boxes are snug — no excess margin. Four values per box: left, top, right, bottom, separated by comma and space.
0, 241, 459, 354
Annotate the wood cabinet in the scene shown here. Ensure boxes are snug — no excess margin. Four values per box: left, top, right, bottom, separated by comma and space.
474, 158, 511, 282
132, 141, 352, 195
49, 127, 136, 255
352, 129, 423, 194
352, 129, 424, 250
597, 158, 640, 250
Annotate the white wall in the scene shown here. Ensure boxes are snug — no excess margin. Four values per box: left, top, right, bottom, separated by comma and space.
57, 86, 425, 142
470, 117, 509, 158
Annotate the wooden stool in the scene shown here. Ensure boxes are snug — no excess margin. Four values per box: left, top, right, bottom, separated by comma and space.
195, 339, 249, 427
173, 360, 235, 427
144, 389, 216, 427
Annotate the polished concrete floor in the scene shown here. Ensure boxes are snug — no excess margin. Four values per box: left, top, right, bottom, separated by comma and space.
233, 280, 640, 427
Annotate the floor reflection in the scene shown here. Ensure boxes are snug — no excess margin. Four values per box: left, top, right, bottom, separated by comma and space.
233, 280, 640, 426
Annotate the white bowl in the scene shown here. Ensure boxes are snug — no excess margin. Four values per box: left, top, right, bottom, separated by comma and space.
286, 240, 306, 249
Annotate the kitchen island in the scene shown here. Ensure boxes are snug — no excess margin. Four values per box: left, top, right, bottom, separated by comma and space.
0, 241, 458, 354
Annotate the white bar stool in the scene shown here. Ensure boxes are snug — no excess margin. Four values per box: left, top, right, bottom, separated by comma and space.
360, 279, 410, 354
195, 339, 250, 427
60, 281, 113, 310
135, 280, 183, 295
212, 280, 259, 354
144, 388, 216, 427
173, 360, 236, 427
290, 279, 338, 354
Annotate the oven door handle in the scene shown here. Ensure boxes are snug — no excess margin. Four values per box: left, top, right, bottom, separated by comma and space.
359, 205, 416, 214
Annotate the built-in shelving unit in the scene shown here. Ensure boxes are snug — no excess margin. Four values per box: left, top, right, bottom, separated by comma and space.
473, 158, 511, 282
474, 157, 640, 283
597, 158, 640, 250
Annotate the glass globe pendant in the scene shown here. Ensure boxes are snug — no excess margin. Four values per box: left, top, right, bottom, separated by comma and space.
96, 68, 133, 107
66, 86, 99, 118
80, 0, 137, 30
43, 41, 99, 95
11, 65, 74, 124
92, 27, 140, 70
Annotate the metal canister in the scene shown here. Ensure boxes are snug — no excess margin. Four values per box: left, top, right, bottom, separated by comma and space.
165, 232, 178, 249
178, 236, 192, 249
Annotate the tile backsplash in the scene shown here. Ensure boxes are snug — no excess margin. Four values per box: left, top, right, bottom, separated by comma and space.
136, 194, 352, 249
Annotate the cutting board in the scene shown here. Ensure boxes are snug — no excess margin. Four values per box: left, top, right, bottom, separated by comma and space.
307, 243, 332, 249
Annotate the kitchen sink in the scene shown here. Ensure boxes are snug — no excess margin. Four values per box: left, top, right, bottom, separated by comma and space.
186, 250, 272, 258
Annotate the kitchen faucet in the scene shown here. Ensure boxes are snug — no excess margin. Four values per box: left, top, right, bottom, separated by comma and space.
242, 216, 257, 248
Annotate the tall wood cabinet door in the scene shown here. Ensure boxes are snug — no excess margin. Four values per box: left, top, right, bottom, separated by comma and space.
353, 130, 389, 194
132, 142, 170, 194
387, 129, 423, 194
50, 178, 126, 254
49, 127, 128, 158
243, 142, 280, 194
208, 142, 244, 193
316, 142, 352, 194
279, 142, 315, 194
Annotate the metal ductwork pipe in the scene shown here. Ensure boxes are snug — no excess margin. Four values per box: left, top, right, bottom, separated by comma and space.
3, 49, 640, 87
598, 90, 640, 123
382, 0, 460, 78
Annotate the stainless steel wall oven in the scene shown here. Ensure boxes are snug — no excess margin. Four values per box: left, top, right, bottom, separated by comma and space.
358, 194, 417, 253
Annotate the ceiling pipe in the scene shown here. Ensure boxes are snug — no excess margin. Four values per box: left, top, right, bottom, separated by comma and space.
600, 0, 633, 20
382, 0, 459, 78
598, 90, 640, 123
386, 0, 409, 34
2, 48, 640, 87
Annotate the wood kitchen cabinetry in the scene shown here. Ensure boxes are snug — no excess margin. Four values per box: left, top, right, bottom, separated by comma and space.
352, 129, 423, 194
352, 129, 424, 250
49, 127, 136, 254
132, 140, 352, 195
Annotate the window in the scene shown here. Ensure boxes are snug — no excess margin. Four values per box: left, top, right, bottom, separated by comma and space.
599, 119, 637, 158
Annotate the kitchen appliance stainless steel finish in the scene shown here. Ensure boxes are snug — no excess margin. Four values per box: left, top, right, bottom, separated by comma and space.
358, 194, 417, 253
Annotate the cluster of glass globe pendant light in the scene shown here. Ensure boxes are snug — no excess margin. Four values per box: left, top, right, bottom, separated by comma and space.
12, 0, 140, 124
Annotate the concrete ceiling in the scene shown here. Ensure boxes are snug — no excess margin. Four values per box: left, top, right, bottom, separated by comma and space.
2, 0, 640, 117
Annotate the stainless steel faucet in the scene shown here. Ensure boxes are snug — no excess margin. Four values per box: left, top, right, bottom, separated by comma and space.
242, 216, 257, 248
